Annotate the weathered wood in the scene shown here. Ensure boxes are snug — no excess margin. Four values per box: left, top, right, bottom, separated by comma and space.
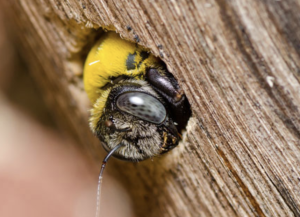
2, 0, 300, 216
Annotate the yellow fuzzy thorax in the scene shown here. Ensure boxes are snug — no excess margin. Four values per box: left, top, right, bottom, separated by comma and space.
84, 32, 161, 104
83, 32, 162, 132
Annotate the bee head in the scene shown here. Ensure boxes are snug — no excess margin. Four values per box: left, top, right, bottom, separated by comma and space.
91, 79, 180, 161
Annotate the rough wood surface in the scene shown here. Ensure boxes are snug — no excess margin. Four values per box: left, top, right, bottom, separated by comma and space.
2, 0, 300, 216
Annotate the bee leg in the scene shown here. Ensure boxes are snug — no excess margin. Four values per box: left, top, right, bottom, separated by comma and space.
160, 131, 179, 153
146, 68, 191, 130
146, 68, 182, 103
160, 132, 169, 152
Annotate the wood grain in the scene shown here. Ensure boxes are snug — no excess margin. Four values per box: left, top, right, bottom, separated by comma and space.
2, 0, 300, 216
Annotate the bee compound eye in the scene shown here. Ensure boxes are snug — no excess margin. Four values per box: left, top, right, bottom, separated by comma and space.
116, 92, 167, 124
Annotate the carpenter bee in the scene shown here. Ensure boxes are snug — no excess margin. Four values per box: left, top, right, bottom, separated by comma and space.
84, 32, 191, 162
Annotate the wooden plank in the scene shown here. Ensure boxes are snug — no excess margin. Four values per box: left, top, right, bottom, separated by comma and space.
2, 0, 300, 216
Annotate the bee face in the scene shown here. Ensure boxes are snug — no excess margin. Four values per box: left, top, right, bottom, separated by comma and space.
84, 32, 191, 161
93, 80, 180, 161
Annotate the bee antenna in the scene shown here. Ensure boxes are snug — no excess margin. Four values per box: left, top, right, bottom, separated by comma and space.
95, 143, 125, 217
